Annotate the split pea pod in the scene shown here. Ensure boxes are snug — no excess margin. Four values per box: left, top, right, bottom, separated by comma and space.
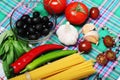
21, 50, 77, 73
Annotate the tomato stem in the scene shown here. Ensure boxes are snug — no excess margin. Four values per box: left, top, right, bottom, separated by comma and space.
75, 2, 86, 14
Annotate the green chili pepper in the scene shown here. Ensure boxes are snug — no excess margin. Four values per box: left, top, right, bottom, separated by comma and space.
21, 50, 77, 73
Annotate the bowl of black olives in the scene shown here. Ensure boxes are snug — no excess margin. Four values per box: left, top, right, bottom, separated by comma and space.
10, 1, 56, 43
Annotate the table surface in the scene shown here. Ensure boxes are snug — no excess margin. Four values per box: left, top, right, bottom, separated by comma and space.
0, 0, 120, 80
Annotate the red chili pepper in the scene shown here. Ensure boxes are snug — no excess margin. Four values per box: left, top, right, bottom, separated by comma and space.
11, 44, 64, 73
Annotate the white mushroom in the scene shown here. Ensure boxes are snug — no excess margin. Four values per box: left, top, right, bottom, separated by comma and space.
56, 22, 78, 45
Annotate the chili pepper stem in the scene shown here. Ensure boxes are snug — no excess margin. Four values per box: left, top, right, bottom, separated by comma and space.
20, 68, 27, 73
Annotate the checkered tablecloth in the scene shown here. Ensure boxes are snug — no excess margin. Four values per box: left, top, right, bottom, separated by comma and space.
0, 0, 120, 80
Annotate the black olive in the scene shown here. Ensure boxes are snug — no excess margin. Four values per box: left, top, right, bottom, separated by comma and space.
35, 31, 41, 37
35, 24, 43, 31
47, 21, 53, 27
27, 17, 33, 24
29, 25, 36, 29
22, 24, 28, 29
42, 24, 47, 29
32, 17, 41, 24
17, 28, 25, 37
27, 27, 35, 34
21, 14, 30, 21
26, 31, 30, 36
42, 16, 49, 23
45, 21, 53, 29
33, 11, 40, 18
42, 28, 50, 36
16, 20, 24, 28
28, 34, 38, 40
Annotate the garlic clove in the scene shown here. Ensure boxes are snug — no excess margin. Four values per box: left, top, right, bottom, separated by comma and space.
84, 35, 98, 44
84, 31, 99, 44
84, 31, 99, 39
82, 23, 96, 34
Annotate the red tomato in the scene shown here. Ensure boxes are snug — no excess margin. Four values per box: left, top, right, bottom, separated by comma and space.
105, 50, 116, 61
103, 35, 114, 48
65, 2, 88, 25
96, 54, 108, 66
43, 0, 67, 14
90, 7, 99, 19
78, 40, 92, 53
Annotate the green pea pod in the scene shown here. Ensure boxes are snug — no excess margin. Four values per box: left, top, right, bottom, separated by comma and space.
21, 50, 77, 73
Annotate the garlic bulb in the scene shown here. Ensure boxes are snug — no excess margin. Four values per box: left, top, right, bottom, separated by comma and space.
56, 22, 78, 45
82, 23, 96, 34
84, 31, 99, 44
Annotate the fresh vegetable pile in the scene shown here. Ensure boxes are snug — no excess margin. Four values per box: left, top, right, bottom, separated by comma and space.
9, 54, 96, 80
11, 44, 64, 74
1, 0, 119, 80
21, 50, 77, 73
0, 30, 31, 78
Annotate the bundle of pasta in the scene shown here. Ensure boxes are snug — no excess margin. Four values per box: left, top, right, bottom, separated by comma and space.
9, 53, 85, 80
45, 60, 96, 80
